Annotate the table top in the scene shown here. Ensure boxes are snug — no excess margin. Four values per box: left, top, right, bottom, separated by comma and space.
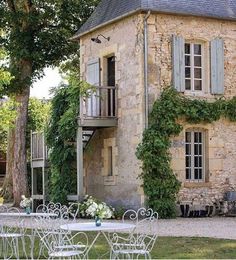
60, 222, 135, 232
0, 212, 57, 217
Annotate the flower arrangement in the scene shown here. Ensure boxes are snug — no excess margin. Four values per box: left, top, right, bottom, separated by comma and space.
20, 195, 32, 209
79, 195, 114, 219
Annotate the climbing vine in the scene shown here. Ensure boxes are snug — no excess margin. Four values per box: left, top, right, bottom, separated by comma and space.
46, 72, 91, 204
136, 87, 236, 218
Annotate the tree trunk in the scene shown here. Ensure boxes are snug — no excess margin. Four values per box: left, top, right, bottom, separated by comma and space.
12, 86, 30, 205
11, 60, 32, 206
0, 128, 15, 202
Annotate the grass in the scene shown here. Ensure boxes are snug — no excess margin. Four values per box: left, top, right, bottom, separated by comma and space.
1, 231, 236, 259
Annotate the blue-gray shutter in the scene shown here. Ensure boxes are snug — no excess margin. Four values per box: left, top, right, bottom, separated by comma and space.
87, 58, 100, 86
172, 35, 185, 92
211, 38, 224, 94
87, 58, 100, 116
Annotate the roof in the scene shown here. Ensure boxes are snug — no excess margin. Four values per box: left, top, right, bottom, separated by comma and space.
74, 0, 236, 38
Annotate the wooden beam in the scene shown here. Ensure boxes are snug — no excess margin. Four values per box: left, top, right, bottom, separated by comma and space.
76, 127, 84, 200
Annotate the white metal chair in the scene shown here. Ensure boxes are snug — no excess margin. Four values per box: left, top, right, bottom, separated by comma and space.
36, 202, 79, 222
0, 206, 26, 259
110, 208, 158, 259
35, 216, 88, 259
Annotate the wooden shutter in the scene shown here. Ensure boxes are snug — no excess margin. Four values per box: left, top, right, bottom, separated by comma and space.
211, 38, 224, 95
87, 58, 100, 86
172, 35, 185, 92
87, 58, 100, 116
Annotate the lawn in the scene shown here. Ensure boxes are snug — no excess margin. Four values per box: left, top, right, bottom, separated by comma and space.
1, 232, 236, 259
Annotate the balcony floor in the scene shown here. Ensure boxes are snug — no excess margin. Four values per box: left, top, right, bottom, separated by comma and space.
78, 118, 117, 127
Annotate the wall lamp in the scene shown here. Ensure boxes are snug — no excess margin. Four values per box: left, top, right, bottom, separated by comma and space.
91, 34, 110, 44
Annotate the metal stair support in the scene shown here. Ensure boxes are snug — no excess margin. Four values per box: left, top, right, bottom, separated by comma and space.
82, 130, 95, 149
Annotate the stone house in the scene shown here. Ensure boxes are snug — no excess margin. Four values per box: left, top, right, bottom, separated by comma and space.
72, 0, 236, 210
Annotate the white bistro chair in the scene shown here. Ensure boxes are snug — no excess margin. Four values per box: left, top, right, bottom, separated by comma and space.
0, 206, 26, 259
35, 215, 88, 259
110, 208, 158, 259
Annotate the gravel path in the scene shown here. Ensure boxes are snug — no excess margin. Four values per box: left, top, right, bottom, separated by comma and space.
2, 216, 236, 240
156, 217, 236, 240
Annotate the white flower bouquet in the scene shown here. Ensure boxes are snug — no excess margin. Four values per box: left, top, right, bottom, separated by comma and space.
20, 195, 32, 208
79, 195, 114, 219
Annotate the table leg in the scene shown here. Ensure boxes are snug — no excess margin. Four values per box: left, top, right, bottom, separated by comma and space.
85, 232, 101, 259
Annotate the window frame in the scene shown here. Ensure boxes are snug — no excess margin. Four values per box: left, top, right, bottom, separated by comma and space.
184, 41, 205, 93
185, 130, 205, 182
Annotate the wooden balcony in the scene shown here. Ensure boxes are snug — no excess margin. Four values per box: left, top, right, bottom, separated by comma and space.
79, 85, 118, 128
31, 132, 48, 168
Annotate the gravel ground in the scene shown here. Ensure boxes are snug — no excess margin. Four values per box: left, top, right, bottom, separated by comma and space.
2, 216, 236, 240
156, 217, 236, 240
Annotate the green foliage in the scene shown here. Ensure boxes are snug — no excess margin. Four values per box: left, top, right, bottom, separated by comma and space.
46, 70, 93, 204
137, 87, 236, 218
0, 98, 50, 154
46, 84, 77, 204
0, 0, 100, 94
0, 99, 17, 152
26, 98, 51, 156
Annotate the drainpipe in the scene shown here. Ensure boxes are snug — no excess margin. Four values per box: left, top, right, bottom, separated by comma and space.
144, 11, 151, 129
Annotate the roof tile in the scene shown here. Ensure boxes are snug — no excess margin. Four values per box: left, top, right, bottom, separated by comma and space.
75, 0, 236, 38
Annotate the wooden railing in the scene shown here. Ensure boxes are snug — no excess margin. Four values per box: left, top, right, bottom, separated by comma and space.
31, 132, 48, 161
80, 85, 117, 121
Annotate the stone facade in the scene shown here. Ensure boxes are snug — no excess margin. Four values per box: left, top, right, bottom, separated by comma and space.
80, 15, 145, 208
80, 12, 236, 209
147, 13, 236, 205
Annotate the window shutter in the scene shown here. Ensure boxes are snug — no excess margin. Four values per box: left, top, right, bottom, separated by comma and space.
87, 58, 100, 116
211, 38, 224, 95
172, 35, 185, 92
87, 58, 100, 86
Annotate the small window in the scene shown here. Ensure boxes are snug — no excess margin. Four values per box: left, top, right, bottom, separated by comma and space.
185, 43, 203, 91
107, 146, 113, 176
107, 56, 116, 117
185, 130, 205, 181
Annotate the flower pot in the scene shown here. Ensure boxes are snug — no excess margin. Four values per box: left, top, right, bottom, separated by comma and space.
95, 216, 101, 226
25, 207, 31, 214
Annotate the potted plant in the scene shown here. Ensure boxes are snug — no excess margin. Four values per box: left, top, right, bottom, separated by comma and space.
79, 195, 114, 226
20, 195, 32, 214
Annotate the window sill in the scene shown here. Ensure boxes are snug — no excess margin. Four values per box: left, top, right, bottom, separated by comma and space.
104, 176, 116, 186
184, 182, 212, 188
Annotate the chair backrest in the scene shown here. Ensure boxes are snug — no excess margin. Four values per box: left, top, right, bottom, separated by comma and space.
0, 205, 8, 213
37, 202, 71, 220
123, 208, 158, 252
0, 206, 24, 234
122, 207, 158, 223
68, 203, 79, 221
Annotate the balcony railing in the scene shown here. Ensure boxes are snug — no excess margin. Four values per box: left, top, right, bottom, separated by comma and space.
31, 132, 48, 161
80, 85, 117, 123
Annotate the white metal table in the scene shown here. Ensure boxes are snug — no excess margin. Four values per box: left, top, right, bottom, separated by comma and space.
0, 212, 57, 217
0, 212, 57, 259
60, 222, 135, 259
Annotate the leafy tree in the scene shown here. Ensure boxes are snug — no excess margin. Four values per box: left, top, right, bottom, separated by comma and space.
46, 67, 91, 204
0, 0, 99, 204
0, 97, 50, 201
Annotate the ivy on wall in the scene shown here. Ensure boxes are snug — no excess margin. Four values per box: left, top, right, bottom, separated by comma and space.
46, 73, 92, 204
46, 83, 79, 204
136, 87, 236, 218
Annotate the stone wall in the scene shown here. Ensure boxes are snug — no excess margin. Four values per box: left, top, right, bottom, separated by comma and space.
80, 15, 145, 208
147, 13, 236, 204
80, 11, 236, 209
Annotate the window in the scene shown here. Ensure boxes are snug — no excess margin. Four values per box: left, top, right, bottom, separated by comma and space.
185, 43, 203, 91
107, 56, 116, 117
185, 130, 205, 181
107, 146, 113, 176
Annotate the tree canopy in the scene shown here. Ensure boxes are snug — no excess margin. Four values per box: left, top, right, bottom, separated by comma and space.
0, 0, 100, 204
0, 0, 99, 93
